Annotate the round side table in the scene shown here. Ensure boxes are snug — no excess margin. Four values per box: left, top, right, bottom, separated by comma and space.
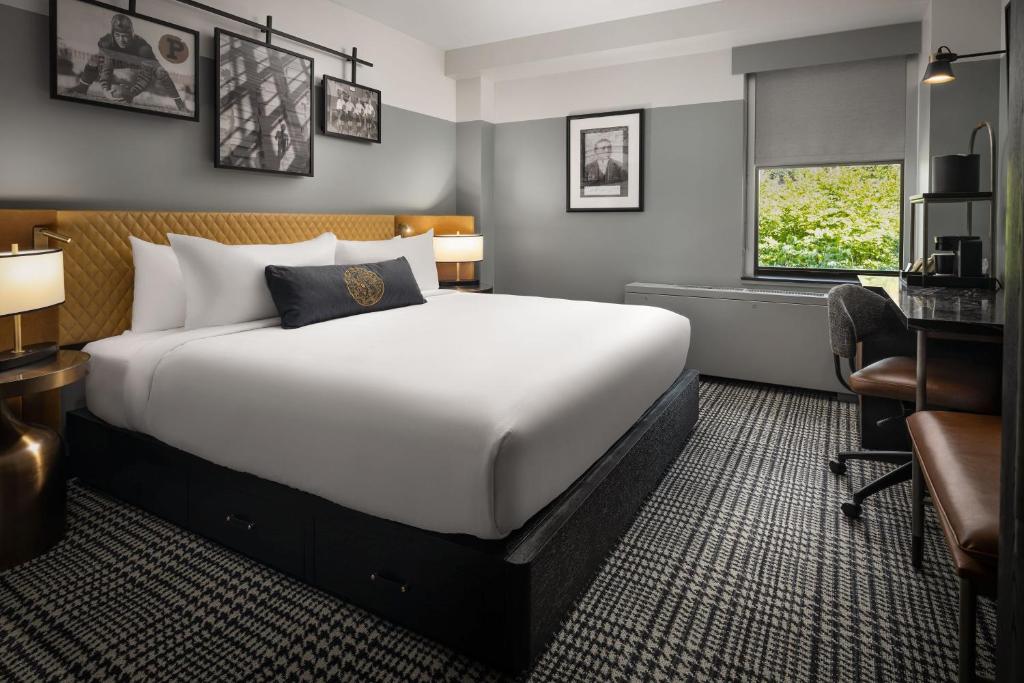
0, 350, 89, 570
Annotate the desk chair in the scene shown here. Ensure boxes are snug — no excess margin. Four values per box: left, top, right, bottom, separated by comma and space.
827, 285, 1000, 518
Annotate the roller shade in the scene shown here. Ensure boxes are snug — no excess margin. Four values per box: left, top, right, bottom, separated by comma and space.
753, 56, 907, 167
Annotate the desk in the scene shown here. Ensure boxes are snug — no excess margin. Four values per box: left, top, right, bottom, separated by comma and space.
859, 275, 1004, 339
859, 274, 1003, 409
859, 275, 1003, 566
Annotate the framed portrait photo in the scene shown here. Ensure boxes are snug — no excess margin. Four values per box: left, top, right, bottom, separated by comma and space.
323, 75, 381, 144
49, 0, 199, 121
215, 28, 314, 177
566, 109, 644, 212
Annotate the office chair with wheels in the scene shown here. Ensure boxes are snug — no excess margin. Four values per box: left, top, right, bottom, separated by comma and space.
827, 285, 912, 518
826, 285, 1000, 518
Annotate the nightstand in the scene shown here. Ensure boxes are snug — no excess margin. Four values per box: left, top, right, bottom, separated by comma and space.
441, 282, 493, 293
0, 350, 89, 570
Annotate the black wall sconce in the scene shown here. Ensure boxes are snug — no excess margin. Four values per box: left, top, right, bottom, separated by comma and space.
923, 45, 1007, 84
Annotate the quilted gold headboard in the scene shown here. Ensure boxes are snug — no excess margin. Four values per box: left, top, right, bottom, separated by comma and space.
53, 211, 395, 345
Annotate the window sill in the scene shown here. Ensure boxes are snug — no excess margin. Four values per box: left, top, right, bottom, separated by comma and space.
741, 274, 858, 286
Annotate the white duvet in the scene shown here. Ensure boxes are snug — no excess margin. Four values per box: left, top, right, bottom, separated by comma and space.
84, 292, 691, 539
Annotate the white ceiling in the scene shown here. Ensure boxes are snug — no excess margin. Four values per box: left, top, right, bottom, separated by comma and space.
329, 0, 718, 50
330, 0, 929, 83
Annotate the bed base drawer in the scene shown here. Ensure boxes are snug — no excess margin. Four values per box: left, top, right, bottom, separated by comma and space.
189, 469, 309, 579
314, 511, 507, 661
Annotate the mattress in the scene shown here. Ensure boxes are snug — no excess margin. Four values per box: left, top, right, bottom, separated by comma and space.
84, 292, 691, 539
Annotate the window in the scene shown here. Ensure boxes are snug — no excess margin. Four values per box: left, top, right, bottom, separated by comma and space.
748, 56, 911, 277
756, 163, 902, 274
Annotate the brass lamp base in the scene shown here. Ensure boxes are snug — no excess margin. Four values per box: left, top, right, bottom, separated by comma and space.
0, 398, 65, 570
0, 342, 59, 372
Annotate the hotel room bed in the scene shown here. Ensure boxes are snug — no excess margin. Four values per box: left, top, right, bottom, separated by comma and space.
48, 208, 699, 672
82, 290, 691, 539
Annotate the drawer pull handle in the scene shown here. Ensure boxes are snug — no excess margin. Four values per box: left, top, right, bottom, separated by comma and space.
369, 572, 408, 593
225, 513, 256, 531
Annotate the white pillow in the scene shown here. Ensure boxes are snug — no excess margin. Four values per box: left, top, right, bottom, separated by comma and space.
335, 229, 439, 292
130, 237, 186, 333
169, 233, 337, 329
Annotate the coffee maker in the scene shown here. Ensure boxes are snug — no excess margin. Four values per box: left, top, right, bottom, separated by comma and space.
933, 235, 983, 277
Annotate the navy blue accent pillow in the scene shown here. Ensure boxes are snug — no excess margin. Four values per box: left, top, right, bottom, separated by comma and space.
265, 257, 426, 329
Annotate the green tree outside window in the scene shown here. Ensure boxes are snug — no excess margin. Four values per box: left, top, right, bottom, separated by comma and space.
757, 164, 902, 272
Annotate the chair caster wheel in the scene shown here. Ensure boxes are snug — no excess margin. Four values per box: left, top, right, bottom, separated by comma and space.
829, 460, 847, 475
841, 502, 862, 519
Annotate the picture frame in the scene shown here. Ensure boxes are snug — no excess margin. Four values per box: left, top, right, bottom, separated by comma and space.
214, 28, 314, 177
566, 109, 644, 212
322, 75, 382, 144
49, 0, 199, 122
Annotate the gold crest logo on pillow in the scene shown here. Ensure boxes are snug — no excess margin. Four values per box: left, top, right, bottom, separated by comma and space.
342, 266, 385, 307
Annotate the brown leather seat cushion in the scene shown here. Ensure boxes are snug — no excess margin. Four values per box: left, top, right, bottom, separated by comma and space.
907, 411, 1001, 593
849, 355, 1000, 413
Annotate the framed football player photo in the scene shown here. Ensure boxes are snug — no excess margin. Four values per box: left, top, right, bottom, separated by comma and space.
322, 75, 381, 144
566, 109, 644, 212
215, 28, 314, 177
49, 0, 199, 122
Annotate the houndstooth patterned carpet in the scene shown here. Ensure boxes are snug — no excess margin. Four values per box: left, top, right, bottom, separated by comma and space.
0, 379, 996, 682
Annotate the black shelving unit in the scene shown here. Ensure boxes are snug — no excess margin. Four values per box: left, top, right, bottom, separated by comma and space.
906, 191, 997, 288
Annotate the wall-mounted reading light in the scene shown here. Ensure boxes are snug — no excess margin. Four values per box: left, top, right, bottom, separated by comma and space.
922, 45, 1007, 85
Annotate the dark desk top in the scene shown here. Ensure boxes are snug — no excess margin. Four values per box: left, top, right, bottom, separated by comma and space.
858, 275, 1004, 334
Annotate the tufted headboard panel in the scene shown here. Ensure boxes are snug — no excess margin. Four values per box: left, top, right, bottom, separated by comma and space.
52, 210, 395, 345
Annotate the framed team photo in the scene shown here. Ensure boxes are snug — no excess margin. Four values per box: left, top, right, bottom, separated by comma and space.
50, 0, 199, 121
215, 28, 314, 177
323, 76, 381, 143
566, 109, 644, 212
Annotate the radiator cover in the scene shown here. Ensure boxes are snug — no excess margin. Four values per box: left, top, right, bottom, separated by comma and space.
625, 282, 844, 393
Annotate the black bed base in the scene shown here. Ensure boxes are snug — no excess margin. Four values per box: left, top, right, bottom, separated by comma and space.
66, 369, 699, 673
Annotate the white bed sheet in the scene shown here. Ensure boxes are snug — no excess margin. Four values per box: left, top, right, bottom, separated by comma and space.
84, 292, 690, 539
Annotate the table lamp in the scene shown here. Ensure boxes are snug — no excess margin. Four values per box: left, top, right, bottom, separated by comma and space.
434, 233, 484, 286
0, 244, 66, 371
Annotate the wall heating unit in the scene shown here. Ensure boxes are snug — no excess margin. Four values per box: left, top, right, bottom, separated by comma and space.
625, 283, 845, 393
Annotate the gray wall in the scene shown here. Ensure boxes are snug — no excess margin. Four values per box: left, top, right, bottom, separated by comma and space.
492, 101, 744, 303
0, 5, 455, 214
731, 22, 920, 75
489, 64, 1004, 304
998, 51, 1008, 282
456, 120, 495, 283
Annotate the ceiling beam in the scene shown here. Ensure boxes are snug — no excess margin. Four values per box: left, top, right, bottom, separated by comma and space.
445, 0, 926, 81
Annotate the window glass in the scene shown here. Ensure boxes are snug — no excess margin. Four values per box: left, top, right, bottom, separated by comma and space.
756, 163, 902, 273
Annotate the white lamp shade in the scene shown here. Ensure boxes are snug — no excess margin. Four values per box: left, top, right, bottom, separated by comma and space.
0, 249, 65, 317
433, 234, 484, 263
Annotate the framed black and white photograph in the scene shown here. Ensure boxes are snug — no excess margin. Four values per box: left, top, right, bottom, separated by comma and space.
323, 75, 381, 143
566, 109, 644, 211
50, 0, 199, 121
215, 28, 314, 177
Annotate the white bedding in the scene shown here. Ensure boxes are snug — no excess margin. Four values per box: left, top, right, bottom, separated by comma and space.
84, 292, 690, 539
